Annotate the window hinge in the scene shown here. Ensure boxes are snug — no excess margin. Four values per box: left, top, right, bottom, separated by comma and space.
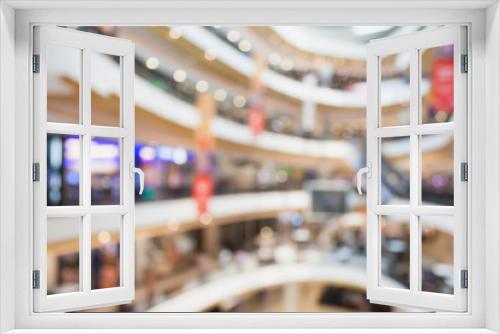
32, 270, 40, 289
461, 54, 468, 73
32, 163, 40, 182
32, 54, 40, 73
461, 162, 468, 182
461, 269, 468, 289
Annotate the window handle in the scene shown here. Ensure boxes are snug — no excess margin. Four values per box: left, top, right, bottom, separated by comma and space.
132, 165, 145, 195
356, 163, 371, 195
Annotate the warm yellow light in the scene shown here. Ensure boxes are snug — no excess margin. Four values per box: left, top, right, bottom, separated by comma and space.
226, 30, 240, 42
173, 69, 187, 83
238, 40, 252, 52
214, 89, 227, 102
233, 95, 246, 108
145, 57, 160, 70
204, 49, 217, 61
97, 231, 111, 244
196, 80, 209, 93
169, 28, 182, 40
200, 213, 213, 226
268, 53, 282, 66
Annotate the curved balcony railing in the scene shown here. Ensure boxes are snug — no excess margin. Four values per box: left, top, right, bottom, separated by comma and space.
48, 49, 359, 164
147, 262, 404, 312
178, 26, 429, 108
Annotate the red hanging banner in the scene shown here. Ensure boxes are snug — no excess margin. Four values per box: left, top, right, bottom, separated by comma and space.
431, 58, 454, 113
249, 106, 265, 137
192, 173, 214, 215
248, 54, 266, 137
193, 93, 216, 216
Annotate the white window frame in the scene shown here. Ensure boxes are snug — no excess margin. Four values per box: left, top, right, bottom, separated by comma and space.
32, 26, 136, 312
366, 26, 468, 312
0, 2, 499, 334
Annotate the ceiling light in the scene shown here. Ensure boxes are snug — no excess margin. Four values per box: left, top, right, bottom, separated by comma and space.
173, 69, 187, 82
145, 57, 160, 70
196, 80, 209, 93
138, 146, 156, 162
97, 231, 111, 244
168, 28, 182, 39
280, 58, 294, 71
172, 148, 188, 165
204, 49, 217, 61
200, 213, 213, 226
214, 89, 227, 102
238, 40, 252, 52
268, 53, 282, 66
233, 95, 246, 108
226, 30, 240, 42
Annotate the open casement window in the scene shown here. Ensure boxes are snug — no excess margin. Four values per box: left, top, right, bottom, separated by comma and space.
33, 26, 139, 312
363, 26, 468, 312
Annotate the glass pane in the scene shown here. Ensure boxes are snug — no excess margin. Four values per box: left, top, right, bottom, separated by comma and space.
379, 215, 410, 289
47, 217, 80, 294
420, 134, 454, 206
421, 216, 454, 294
47, 44, 81, 124
380, 137, 410, 205
47, 134, 81, 206
91, 214, 121, 290
91, 52, 121, 127
380, 52, 410, 127
421, 45, 454, 124
91, 137, 121, 205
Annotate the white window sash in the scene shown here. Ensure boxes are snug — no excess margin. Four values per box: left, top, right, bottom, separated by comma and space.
366, 25, 468, 312
32, 26, 136, 312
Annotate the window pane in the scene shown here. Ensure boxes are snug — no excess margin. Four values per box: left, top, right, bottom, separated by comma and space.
380, 52, 410, 127
47, 134, 81, 206
47, 217, 80, 294
91, 214, 121, 290
91, 137, 121, 205
421, 216, 454, 294
421, 45, 454, 124
380, 137, 410, 205
379, 215, 410, 289
47, 44, 81, 124
91, 52, 121, 127
420, 134, 454, 206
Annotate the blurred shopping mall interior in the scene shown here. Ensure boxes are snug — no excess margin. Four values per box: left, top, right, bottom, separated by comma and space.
45, 26, 455, 312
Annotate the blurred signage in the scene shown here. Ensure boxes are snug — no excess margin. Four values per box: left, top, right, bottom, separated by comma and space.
192, 173, 214, 215
194, 93, 216, 216
249, 54, 266, 137
249, 105, 264, 136
431, 58, 454, 113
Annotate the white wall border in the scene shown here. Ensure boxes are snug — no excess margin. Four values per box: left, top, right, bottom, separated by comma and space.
484, 2, 500, 333
0, 2, 16, 334
0, 1, 497, 333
